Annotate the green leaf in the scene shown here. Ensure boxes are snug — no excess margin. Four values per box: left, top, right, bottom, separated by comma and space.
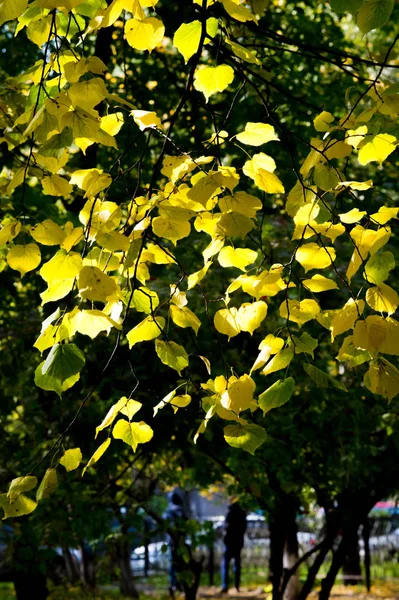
329, 0, 364, 13
34, 361, 80, 397
42, 343, 85, 382
7, 476, 37, 502
155, 340, 189, 375
258, 378, 295, 415
364, 251, 395, 285
59, 448, 82, 472
357, 0, 394, 32
223, 422, 266, 455
112, 419, 154, 452
36, 469, 58, 501
0, 493, 37, 519
292, 333, 319, 358
303, 364, 347, 391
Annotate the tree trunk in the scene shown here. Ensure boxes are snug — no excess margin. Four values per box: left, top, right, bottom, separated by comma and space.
182, 556, 203, 600
363, 519, 371, 592
269, 509, 286, 600
342, 529, 361, 586
79, 541, 96, 588
319, 534, 350, 600
116, 539, 138, 598
62, 546, 80, 583
283, 511, 299, 600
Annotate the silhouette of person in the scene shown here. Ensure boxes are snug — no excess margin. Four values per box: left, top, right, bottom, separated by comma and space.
221, 502, 247, 593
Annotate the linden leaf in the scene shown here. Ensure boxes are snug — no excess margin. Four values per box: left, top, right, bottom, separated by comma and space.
30, 220, 66, 246
364, 357, 399, 401
155, 340, 189, 374
303, 364, 347, 391
330, 299, 365, 339
261, 348, 294, 376
73, 309, 122, 339
0, 494, 37, 520
40, 280, 75, 305
313, 111, 334, 132
42, 175, 73, 198
42, 343, 85, 382
40, 250, 82, 282
0, 0, 28, 26
223, 423, 266, 455
339, 208, 367, 224
302, 274, 338, 293
125, 17, 165, 52
170, 305, 201, 334
371, 206, 399, 225
292, 332, 318, 358
279, 299, 320, 326
152, 216, 191, 245
220, 375, 256, 413
187, 262, 212, 290
78, 266, 117, 302
36, 469, 58, 501
59, 448, 82, 472
131, 109, 162, 131
35, 362, 80, 397
214, 307, 241, 339
216, 212, 255, 238
251, 334, 285, 373
132, 287, 159, 314
173, 18, 218, 63
364, 251, 395, 285
82, 439, 111, 476
218, 247, 258, 271
7, 243, 41, 277
258, 377, 295, 415
238, 301, 267, 335
357, 0, 394, 33
296, 243, 336, 272
220, 0, 257, 22
8, 476, 37, 502
353, 316, 399, 356
235, 123, 279, 146
126, 316, 165, 348
366, 283, 399, 315
358, 133, 396, 165
120, 399, 142, 421
193, 65, 234, 102
112, 419, 154, 452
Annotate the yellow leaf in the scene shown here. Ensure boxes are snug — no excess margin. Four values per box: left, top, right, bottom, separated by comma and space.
95, 398, 127, 438
0, 493, 37, 519
132, 286, 159, 313
187, 261, 212, 290
218, 246, 257, 271
336, 180, 373, 191
193, 65, 234, 102
235, 122, 279, 146
152, 216, 191, 245
174, 19, 215, 63
30, 219, 66, 246
279, 299, 320, 326
353, 315, 399, 355
7, 476, 37, 502
61, 224, 84, 252
313, 111, 334, 132
286, 181, 317, 218
125, 17, 165, 52
82, 438, 111, 476
345, 126, 368, 148
7, 243, 41, 277
330, 298, 365, 339
64, 56, 107, 83
40, 279, 75, 305
339, 208, 367, 224
68, 78, 107, 111
73, 309, 122, 339
0, 220, 21, 246
40, 250, 82, 282
243, 152, 276, 176
216, 212, 254, 238
120, 399, 142, 421
96, 230, 130, 252
170, 305, 201, 334
261, 348, 294, 376
79, 198, 122, 234
100, 112, 124, 137
59, 448, 82, 472
364, 358, 399, 401
155, 340, 189, 374
302, 274, 338, 293
42, 174, 72, 198
296, 243, 336, 272
219, 191, 262, 217
131, 109, 161, 131
238, 301, 267, 335
36, 469, 58, 501
0, 0, 28, 26
220, 375, 256, 413
250, 334, 285, 373
113, 419, 153, 452
371, 206, 398, 225
78, 266, 117, 302
126, 316, 165, 348
366, 283, 399, 315
358, 133, 397, 165
27, 15, 52, 47
214, 307, 241, 340
220, 0, 257, 22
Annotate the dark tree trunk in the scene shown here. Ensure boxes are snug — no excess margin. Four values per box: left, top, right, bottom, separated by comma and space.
363, 519, 371, 592
269, 508, 286, 600
116, 539, 138, 598
79, 541, 96, 588
182, 556, 203, 600
62, 546, 80, 583
342, 529, 361, 586
282, 508, 299, 600
319, 533, 351, 600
